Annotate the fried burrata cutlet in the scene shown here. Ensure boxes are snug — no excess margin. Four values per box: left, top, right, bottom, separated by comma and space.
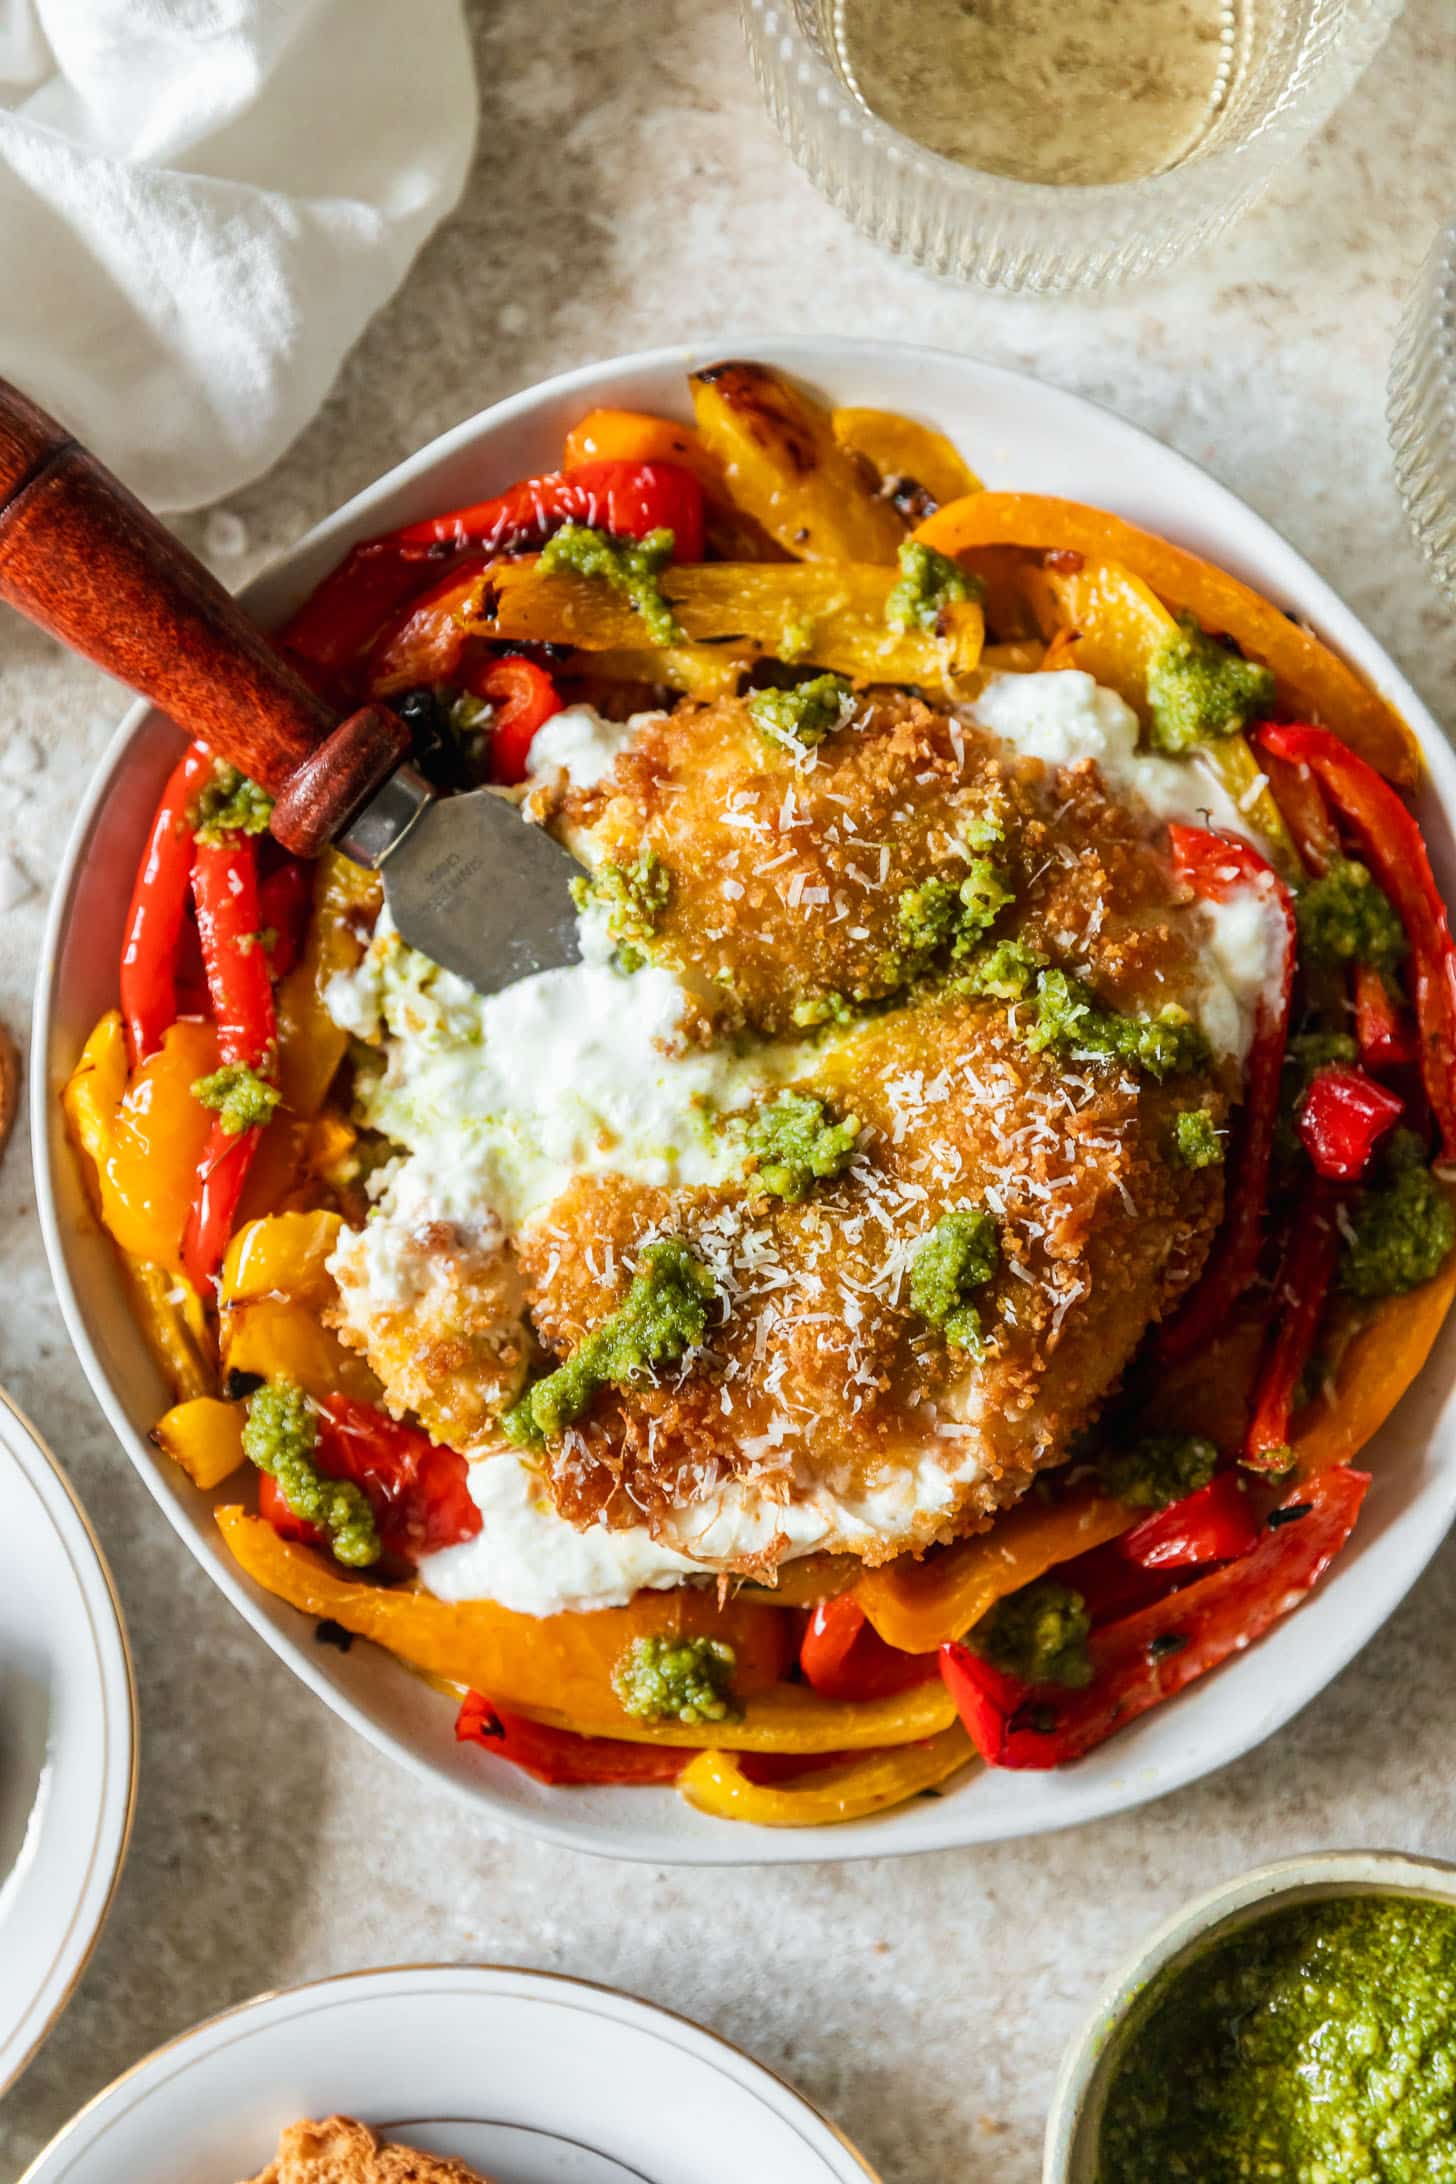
515, 991, 1222, 1563
328, 677, 1239, 1574
543, 686, 1218, 1038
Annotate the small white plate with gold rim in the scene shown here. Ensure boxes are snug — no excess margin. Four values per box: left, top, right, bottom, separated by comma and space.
0, 1388, 135, 2095
17, 1963, 879, 2184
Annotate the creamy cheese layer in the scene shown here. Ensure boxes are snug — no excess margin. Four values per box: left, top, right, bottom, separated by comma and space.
968, 671, 1280, 1062
420, 1442, 989, 1614
329, 672, 1286, 1615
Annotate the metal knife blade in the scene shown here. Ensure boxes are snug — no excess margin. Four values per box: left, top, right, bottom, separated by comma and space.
341, 764, 582, 997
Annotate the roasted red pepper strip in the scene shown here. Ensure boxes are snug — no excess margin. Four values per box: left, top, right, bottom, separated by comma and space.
182, 1122, 260, 1297
383, 460, 706, 563
940, 1466, 1370, 1769
799, 1595, 940, 1702
1297, 1064, 1403, 1182
258, 1401, 480, 1562
257, 1468, 320, 1545
1244, 1187, 1342, 1471
316, 1397, 481, 1559
455, 1692, 692, 1785
1159, 825, 1297, 1362
1256, 722, 1456, 1163
119, 740, 215, 1063
474, 656, 562, 785
1353, 961, 1418, 1070
362, 551, 493, 695
280, 544, 447, 683
180, 835, 277, 1291
256, 858, 312, 983
191, 837, 275, 1065
1118, 1471, 1261, 1570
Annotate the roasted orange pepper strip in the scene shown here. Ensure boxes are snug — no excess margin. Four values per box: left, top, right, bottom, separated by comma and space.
215, 1510, 958, 1748
676, 1725, 973, 1826
854, 1488, 1133, 1653
1293, 1238, 1456, 1478
218, 1506, 786, 1709
915, 494, 1417, 786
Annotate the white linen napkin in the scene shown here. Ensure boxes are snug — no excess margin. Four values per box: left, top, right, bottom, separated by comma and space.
0, 0, 478, 510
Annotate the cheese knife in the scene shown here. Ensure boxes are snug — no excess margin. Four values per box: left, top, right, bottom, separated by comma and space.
0, 376, 582, 997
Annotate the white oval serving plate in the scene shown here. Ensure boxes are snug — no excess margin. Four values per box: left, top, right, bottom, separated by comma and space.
17, 1962, 877, 2184
0, 1388, 135, 2092
32, 336, 1456, 1863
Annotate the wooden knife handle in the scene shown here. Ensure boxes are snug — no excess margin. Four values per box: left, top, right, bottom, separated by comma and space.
0, 377, 408, 855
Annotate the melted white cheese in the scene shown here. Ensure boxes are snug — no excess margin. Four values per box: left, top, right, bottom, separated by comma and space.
419, 1443, 985, 1615
968, 668, 1256, 837
968, 670, 1282, 1059
524, 703, 658, 792
324, 907, 811, 1318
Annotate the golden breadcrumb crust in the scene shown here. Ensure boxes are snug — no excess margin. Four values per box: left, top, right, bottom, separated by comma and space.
243, 2115, 491, 2184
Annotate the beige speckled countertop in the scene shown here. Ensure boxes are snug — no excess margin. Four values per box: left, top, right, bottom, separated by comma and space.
1, 3, 1454, 2176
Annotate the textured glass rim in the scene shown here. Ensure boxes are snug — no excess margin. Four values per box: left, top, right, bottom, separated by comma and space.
1388, 215, 1456, 606
741, 0, 1406, 224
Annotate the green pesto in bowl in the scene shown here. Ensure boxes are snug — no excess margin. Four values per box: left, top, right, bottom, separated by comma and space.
1097, 1893, 1456, 2182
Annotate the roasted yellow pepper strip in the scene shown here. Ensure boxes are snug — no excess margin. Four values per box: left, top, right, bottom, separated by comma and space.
480, 559, 985, 696
275, 850, 381, 1120
216, 1510, 952, 1748
690, 362, 907, 562
854, 1488, 1132, 1653
63, 1010, 217, 1275
124, 1259, 217, 1401
559, 644, 750, 701
831, 407, 982, 508
676, 1725, 974, 1827
152, 1396, 247, 1488
221, 1210, 344, 1310
916, 493, 1418, 786
1035, 558, 1301, 878
221, 1299, 381, 1406
64, 1011, 217, 1398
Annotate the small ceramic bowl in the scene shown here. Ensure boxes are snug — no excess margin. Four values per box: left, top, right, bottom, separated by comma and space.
1044, 1848, 1456, 2183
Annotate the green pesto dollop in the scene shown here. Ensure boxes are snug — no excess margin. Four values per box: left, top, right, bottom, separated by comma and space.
503, 1239, 716, 1445
748, 673, 854, 749
1173, 1107, 1224, 1169
971, 1578, 1092, 1690
613, 1634, 740, 1725
955, 935, 1047, 1003
894, 858, 1013, 982
1145, 616, 1276, 753
1297, 854, 1407, 976
744, 1089, 860, 1201
1340, 1128, 1456, 1300
1023, 968, 1210, 1082
1097, 1895, 1456, 2184
910, 1207, 1000, 1355
242, 1378, 380, 1568
571, 847, 671, 972
539, 521, 681, 646
1098, 1432, 1218, 1511
884, 538, 979, 636
192, 763, 274, 844
192, 1060, 281, 1135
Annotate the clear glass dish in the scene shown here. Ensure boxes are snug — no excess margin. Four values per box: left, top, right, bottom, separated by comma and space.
1389, 215, 1456, 607
739, 0, 1405, 293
